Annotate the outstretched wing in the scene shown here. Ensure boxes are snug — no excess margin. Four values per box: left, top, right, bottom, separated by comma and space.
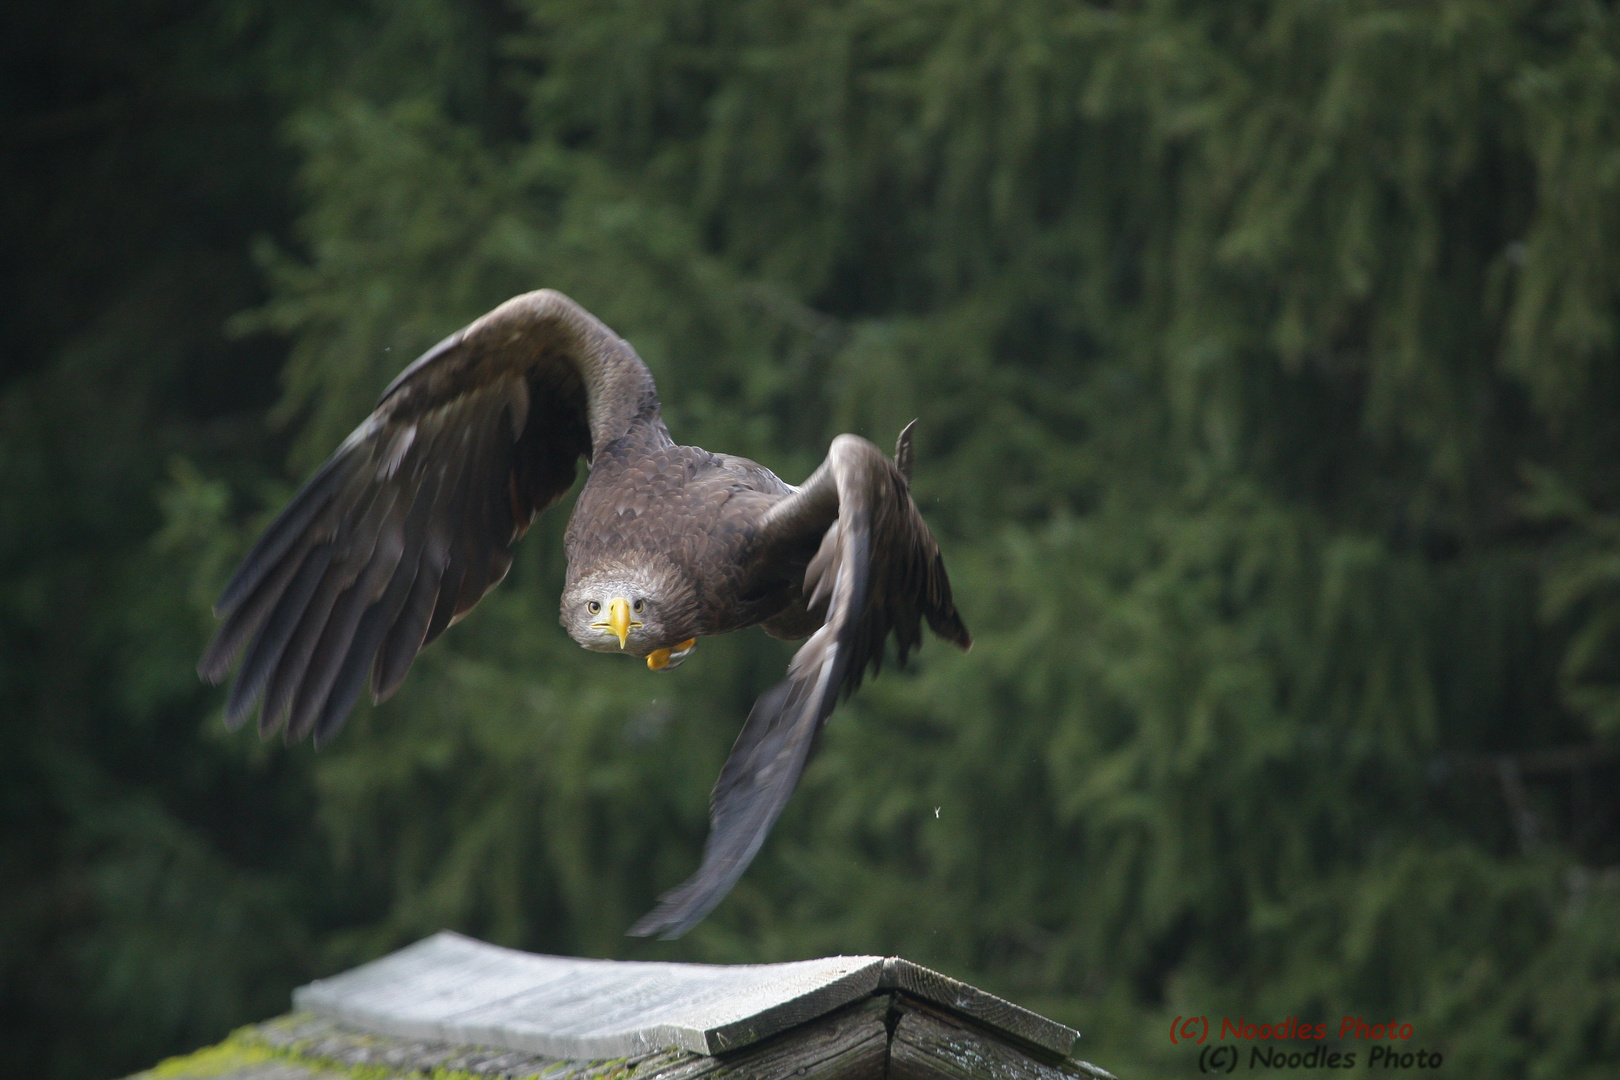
199, 290, 658, 746
628, 425, 970, 938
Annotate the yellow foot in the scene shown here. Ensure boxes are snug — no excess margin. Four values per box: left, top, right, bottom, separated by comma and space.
647, 638, 698, 671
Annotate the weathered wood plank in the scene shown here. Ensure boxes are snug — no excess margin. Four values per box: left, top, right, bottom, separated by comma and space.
654, 997, 889, 1080
133, 1000, 889, 1080
134, 995, 1113, 1080
292, 932, 887, 1058
889, 1000, 1116, 1080
879, 960, 1078, 1057
290, 933, 1088, 1064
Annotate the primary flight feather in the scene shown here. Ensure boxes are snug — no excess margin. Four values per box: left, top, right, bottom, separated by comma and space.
199, 290, 971, 938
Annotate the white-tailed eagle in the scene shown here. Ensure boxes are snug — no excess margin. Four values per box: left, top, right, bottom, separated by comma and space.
200, 290, 970, 938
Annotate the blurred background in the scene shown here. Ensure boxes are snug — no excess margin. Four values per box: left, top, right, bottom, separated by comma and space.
4, 2, 1619, 1077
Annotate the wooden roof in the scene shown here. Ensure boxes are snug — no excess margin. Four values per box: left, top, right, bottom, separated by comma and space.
134, 933, 1119, 1080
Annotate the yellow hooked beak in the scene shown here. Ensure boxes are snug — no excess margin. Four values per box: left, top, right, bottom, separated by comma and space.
591, 597, 640, 650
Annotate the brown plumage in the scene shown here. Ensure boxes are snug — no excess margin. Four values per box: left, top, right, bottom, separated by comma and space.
199, 290, 971, 938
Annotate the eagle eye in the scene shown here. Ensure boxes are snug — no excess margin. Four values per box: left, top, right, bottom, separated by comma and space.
587, 600, 601, 615
633, 599, 646, 614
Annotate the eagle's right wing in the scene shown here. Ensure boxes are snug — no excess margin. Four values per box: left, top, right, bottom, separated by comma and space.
628, 425, 970, 939
199, 290, 657, 746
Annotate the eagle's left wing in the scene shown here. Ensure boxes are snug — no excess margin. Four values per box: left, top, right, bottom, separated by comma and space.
199, 290, 657, 746
628, 425, 970, 938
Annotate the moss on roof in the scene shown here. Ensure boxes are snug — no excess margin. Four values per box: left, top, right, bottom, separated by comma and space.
134, 1011, 695, 1080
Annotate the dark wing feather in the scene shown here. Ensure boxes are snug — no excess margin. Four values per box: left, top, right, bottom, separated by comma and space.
628, 430, 969, 938
200, 290, 656, 743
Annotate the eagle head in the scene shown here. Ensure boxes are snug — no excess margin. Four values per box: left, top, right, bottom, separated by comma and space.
560, 557, 695, 658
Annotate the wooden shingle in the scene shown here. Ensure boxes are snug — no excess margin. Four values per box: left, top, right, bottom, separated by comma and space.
132, 933, 1119, 1080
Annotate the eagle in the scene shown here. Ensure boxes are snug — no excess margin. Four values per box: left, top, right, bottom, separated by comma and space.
198, 290, 970, 938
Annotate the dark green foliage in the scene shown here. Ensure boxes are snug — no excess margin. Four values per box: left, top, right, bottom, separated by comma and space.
5, 2, 1620, 1078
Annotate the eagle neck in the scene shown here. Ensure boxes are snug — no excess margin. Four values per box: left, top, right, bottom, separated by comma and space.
621, 408, 676, 454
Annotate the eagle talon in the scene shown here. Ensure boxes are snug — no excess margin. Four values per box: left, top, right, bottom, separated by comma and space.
647, 638, 697, 671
